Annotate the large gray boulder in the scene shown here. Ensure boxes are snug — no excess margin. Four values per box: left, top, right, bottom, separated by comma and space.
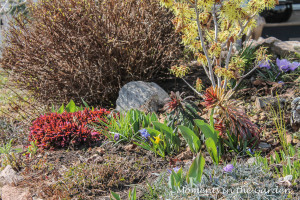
291, 97, 300, 131
116, 81, 169, 113
247, 37, 300, 57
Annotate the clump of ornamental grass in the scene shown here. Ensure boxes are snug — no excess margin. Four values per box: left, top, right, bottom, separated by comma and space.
159, 0, 277, 147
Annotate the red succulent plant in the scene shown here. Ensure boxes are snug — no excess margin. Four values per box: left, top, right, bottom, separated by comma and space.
29, 108, 110, 149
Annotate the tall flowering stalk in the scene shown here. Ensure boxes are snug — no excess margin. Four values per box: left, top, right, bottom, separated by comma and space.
160, 0, 277, 94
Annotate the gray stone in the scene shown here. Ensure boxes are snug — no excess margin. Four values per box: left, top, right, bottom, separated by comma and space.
0, 165, 23, 186
258, 142, 271, 149
116, 81, 169, 112
1, 185, 31, 200
246, 157, 257, 165
291, 97, 300, 131
247, 37, 300, 57
255, 96, 286, 110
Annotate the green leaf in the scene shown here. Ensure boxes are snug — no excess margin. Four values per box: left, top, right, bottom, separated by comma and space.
145, 128, 161, 137
152, 122, 180, 148
186, 153, 205, 184
178, 125, 200, 153
168, 173, 176, 191
128, 187, 137, 200
51, 104, 55, 113
131, 121, 139, 134
66, 100, 76, 113
209, 108, 215, 127
110, 191, 121, 200
151, 113, 158, 122
205, 137, 219, 165
194, 119, 218, 145
57, 104, 64, 114
81, 98, 90, 109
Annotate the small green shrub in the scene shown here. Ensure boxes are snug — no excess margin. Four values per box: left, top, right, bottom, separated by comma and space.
0, 0, 183, 106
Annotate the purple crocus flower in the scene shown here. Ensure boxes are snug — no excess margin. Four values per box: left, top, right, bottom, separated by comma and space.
248, 148, 255, 155
278, 81, 284, 84
139, 129, 150, 141
276, 58, 299, 72
289, 62, 300, 71
167, 166, 181, 174
276, 58, 290, 72
114, 133, 120, 141
223, 164, 234, 173
258, 60, 271, 69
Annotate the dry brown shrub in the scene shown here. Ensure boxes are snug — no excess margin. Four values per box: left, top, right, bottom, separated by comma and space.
0, 0, 183, 106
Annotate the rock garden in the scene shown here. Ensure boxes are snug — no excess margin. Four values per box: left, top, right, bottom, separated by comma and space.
0, 0, 299, 199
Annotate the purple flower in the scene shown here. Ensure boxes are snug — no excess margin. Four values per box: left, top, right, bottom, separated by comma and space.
278, 81, 284, 84
258, 60, 271, 69
290, 62, 300, 71
223, 164, 234, 173
167, 166, 181, 174
114, 133, 120, 141
276, 58, 299, 72
248, 148, 255, 155
139, 129, 150, 141
276, 58, 290, 72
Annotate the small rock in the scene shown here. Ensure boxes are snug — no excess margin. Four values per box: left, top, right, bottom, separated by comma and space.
258, 142, 271, 149
283, 175, 293, 181
0, 165, 23, 186
292, 138, 299, 144
255, 96, 286, 110
176, 147, 193, 160
87, 154, 104, 164
95, 147, 105, 155
124, 144, 137, 152
251, 115, 259, 121
277, 175, 293, 187
259, 112, 267, 121
32, 197, 43, 200
250, 96, 256, 102
1, 185, 31, 200
291, 97, 300, 131
246, 157, 257, 165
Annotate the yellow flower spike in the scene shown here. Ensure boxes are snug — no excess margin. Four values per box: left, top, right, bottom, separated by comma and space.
154, 135, 161, 145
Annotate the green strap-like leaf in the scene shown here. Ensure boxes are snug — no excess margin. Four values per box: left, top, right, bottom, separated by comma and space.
205, 137, 219, 165
186, 153, 205, 184
178, 125, 200, 153
110, 191, 121, 200
194, 119, 218, 145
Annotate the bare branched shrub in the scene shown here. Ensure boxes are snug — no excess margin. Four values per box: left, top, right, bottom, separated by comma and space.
0, 0, 183, 106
